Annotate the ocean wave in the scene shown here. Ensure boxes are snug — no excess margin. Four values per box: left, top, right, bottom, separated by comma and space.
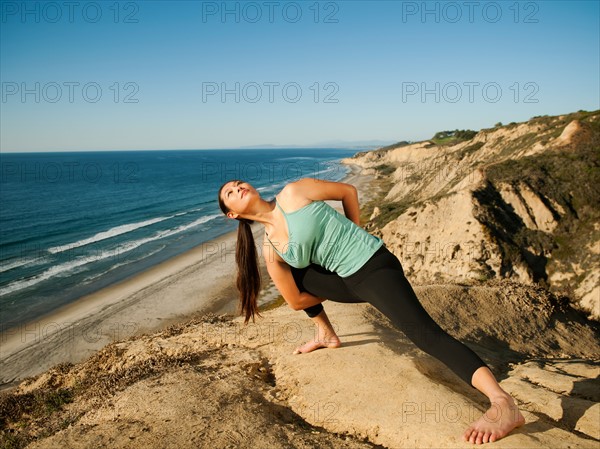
82, 244, 167, 284
156, 214, 221, 238
47, 216, 174, 254
0, 214, 221, 296
0, 255, 50, 274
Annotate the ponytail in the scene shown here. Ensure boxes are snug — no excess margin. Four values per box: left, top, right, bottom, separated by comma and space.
218, 181, 262, 325
235, 218, 262, 324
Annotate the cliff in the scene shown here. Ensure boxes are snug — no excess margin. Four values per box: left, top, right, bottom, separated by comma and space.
344, 110, 600, 320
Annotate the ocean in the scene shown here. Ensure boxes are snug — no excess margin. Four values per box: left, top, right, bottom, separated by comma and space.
0, 148, 358, 331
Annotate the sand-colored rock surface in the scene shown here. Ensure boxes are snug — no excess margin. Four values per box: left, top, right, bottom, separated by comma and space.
555, 120, 594, 148
497, 183, 559, 233
8, 278, 599, 449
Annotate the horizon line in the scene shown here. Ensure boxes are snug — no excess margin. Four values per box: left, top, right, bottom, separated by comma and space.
0, 144, 396, 154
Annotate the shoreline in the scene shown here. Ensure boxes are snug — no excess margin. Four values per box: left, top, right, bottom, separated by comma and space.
0, 161, 372, 389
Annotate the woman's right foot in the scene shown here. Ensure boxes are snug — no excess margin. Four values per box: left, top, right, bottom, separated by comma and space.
293, 332, 341, 354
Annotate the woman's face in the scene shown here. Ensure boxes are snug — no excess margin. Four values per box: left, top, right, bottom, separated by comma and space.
220, 180, 256, 218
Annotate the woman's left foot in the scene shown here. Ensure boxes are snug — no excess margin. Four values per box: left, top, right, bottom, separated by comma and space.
463, 394, 525, 444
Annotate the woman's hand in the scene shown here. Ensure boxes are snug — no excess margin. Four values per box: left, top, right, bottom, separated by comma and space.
289, 178, 361, 225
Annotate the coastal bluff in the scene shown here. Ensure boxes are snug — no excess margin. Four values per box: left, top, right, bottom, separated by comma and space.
345, 110, 599, 321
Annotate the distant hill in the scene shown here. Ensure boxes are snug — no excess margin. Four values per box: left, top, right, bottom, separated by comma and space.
236, 139, 397, 150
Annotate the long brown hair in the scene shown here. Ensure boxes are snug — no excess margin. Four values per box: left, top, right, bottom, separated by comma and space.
218, 180, 262, 324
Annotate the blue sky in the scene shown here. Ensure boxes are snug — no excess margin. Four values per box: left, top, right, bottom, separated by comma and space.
1, 0, 599, 152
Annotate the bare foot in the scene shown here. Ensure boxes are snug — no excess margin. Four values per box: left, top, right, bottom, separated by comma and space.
463, 395, 525, 444
293, 331, 341, 354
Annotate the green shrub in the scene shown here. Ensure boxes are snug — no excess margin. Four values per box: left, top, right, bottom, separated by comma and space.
431, 129, 477, 146
374, 164, 396, 176
458, 141, 485, 159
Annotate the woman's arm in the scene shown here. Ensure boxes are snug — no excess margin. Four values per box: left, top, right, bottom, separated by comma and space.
263, 239, 325, 311
288, 178, 360, 225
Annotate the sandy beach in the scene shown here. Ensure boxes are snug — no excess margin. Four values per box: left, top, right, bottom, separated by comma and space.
0, 164, 374, 389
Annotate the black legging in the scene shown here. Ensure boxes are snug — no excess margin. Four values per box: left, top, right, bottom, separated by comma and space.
291, 245, 488, 388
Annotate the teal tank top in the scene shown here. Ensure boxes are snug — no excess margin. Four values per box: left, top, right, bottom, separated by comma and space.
266, 199, 384, 278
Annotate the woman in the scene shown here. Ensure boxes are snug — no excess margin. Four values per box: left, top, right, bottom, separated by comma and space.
217, 177, 525, 444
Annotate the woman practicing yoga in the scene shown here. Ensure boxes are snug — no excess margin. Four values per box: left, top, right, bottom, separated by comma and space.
217, 177, 525, 444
